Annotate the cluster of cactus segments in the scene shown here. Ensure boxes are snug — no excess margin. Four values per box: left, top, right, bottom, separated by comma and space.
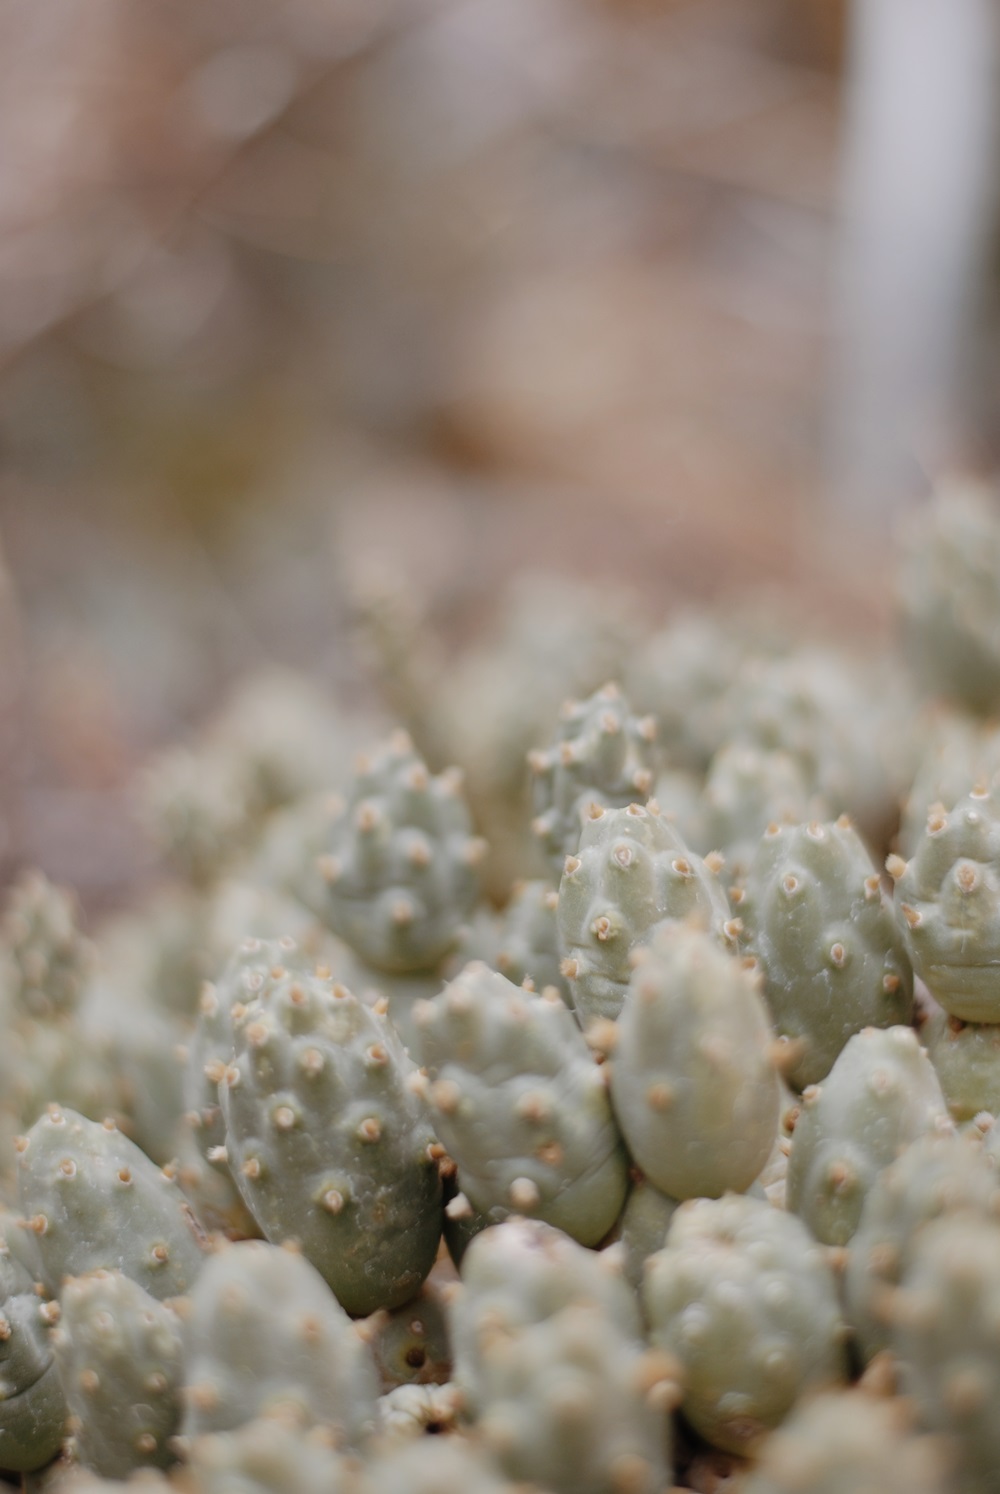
12, 484, 1000, 1488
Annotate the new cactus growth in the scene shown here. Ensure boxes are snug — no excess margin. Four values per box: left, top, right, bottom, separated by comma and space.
303, 731, 486, 975
889, 782, 1000, 1022
16, 1107, 206, 1300
785, 1026, 949, 1246
181, 1240, 379, 1443
53, 1269, 184, 1476
528, 683, 658, 870
643, 1193, 847, 1455
741, 817, 913, 1090
608, 923, 780, 1200
451, 1219, 673, 1494
412, 962, 627, 1244
844, 1131, 1000, 1363
0, 870, 94, 1022
557, 800, 737, 1026
219, 968, 442, 1315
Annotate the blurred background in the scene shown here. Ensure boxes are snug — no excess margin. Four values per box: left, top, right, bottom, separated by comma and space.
1, 0, 997, 905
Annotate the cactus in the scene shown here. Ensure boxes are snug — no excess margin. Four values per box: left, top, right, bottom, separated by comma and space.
219, 968, 442, 1315
363, 1283, 451, 1392
921, 1005, 1000, 1126
785, 1026, 949, 1246
643, 1193, 847, 1456
741, 818, 913, 1090
0, 869, 94, 1022
451, 1220, 673, 1494
897, 480, 1000, 714
492, 880, 572, 1007
299, 731, 486, 976
373, 1383, 463, 1445
53, 1269, 184, 1476
186, 1418, 357, 1494
558, 801, 737, 1026
180, 1240, 378, 1443
608, 923, 780, 1199
0, 1246, 66, 1472
889, 782, 1000, 1022
365, 1437, 512, 1494
605, 1177, 678, 1298
742, 1391, 950, 1494
702, 744, 819, 877
412, 963, 627, 1245
844, 1131, 1000, 1364
16, 1107, 206, 1300
528, 683, 657, 870
897, 710, 1000, 856
890, 1214, 1000, 1492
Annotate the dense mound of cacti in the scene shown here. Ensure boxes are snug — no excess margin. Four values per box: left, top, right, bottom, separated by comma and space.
8, 482, 1000, 1488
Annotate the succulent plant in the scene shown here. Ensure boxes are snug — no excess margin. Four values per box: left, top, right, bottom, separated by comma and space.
557, 800, 737, 1026
889, 782, 1000, 1022
0, 1246, 66, 1472
300, 731, 486, 976
898, 480, 1000, 714
0, 869, 94, 1022
219, 967, 442, 1315
528, 683, 658, 871
844, 1131, 1000, 1363
742, 1390, 950, 1494
890, 1214, 1000, 1492
608, 923, 780, 1200
741, 817, 913, 1090
16, 1107, 207, 1301
644, 1193, 847, 1456
181, 1240, 379, 1443
451, 1219, 673, 1494
54, 1269, 184, 1476
785, 1026, 949, 1247
412, 962, 627, 1245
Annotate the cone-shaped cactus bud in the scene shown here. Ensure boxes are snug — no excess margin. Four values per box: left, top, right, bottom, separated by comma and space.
741, 819, 913, 1089
557, 802, 735, 1026
892, 781, 1000, 1021
844, 1132, 1000, 1364
452, 1220, 671, 1494
890, 1215, 1000, 1492
181, 1240, 378, 1444
299, 733, 484, 975
897, 480, 1000, 714
0, 869, 94, 1021
643, 1194, 847, 1456
528, 683, 658, 870
786, 1026, 949, 1246
609, 924, 779, 1199
0, 1248, 66, 1471
412, 963, 627, 1245
16, 1107, 206, 1300
741, 1390, 950, 1494
220, 970, 441, 1315
53, 1270, 183, 1476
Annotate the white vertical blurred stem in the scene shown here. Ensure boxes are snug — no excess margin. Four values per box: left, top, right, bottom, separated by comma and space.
828, 0, 999, 526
